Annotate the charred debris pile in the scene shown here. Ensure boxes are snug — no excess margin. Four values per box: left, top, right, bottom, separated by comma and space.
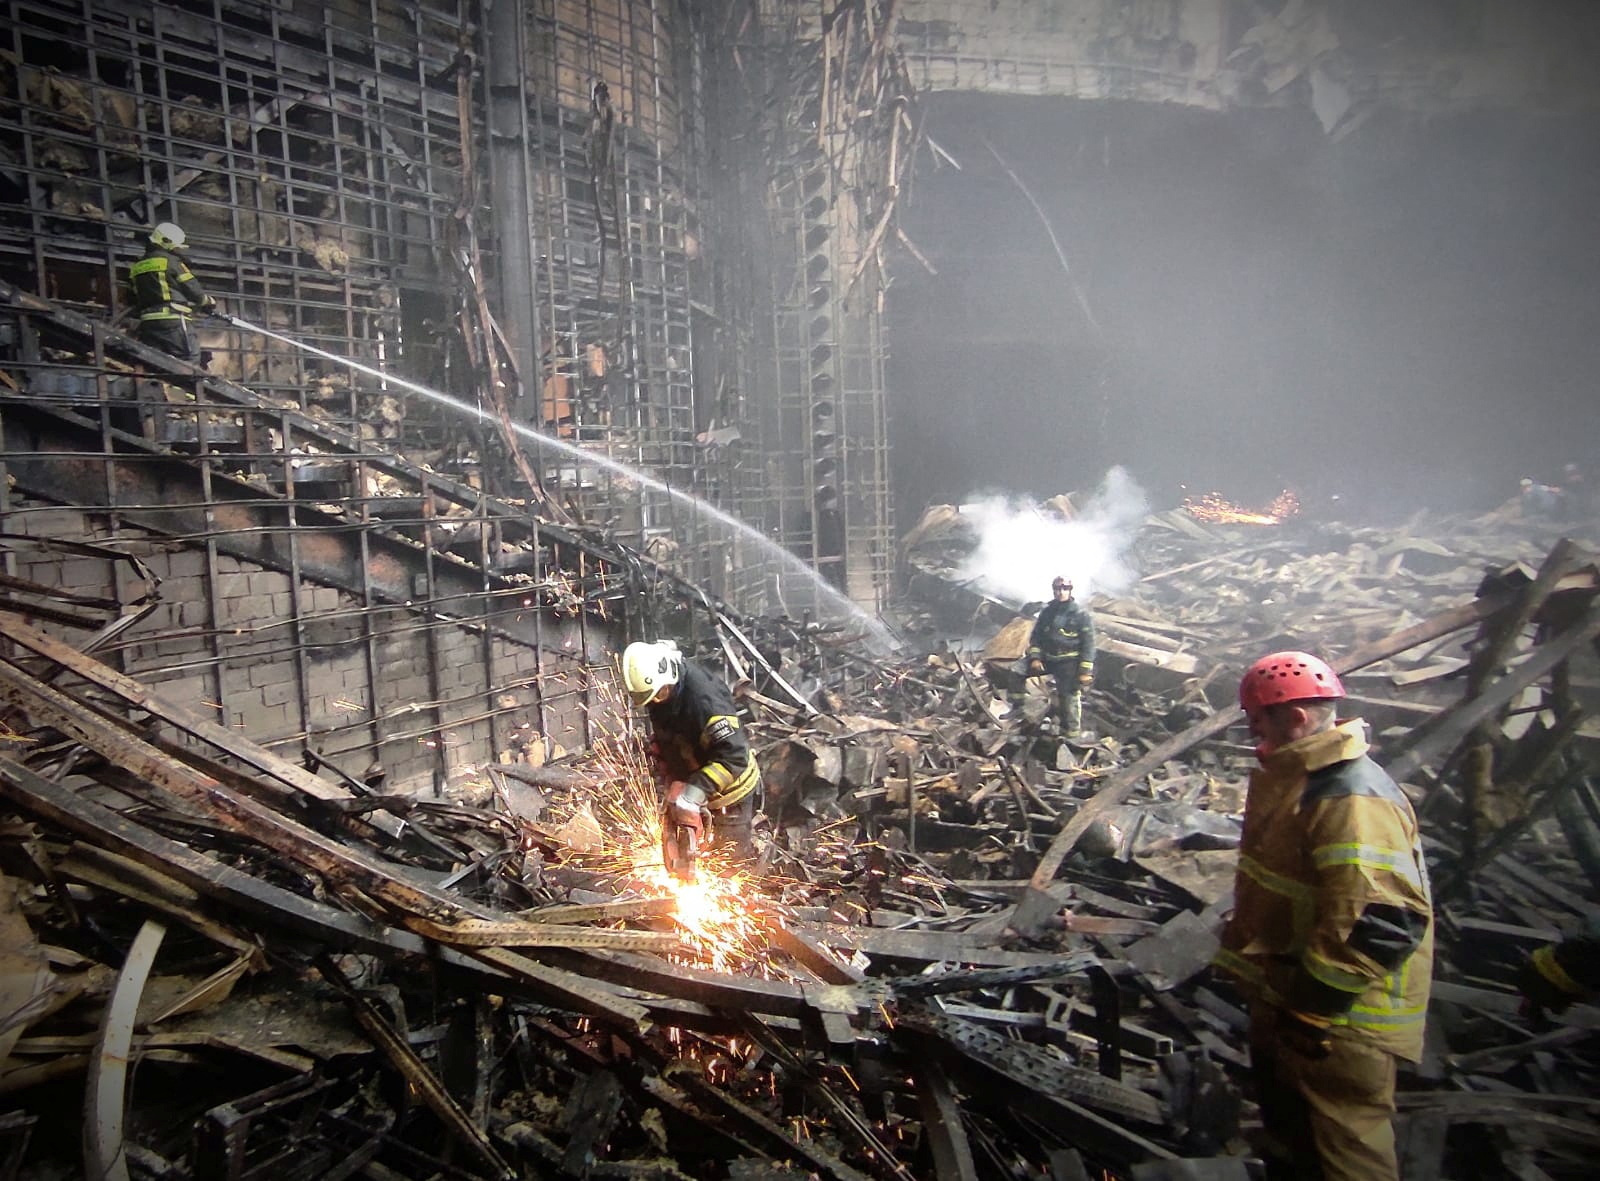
1, 502, 1598, 1179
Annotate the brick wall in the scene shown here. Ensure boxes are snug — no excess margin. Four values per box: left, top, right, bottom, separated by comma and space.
0, 494, 616, 795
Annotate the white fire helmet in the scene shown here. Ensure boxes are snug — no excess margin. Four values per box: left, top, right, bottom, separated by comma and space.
150, 222, 187, 250
621, 640, 682, 707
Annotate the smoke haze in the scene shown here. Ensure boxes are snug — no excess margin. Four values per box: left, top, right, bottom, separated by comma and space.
956, 466, 1149, 603
889, 97, 1600, 523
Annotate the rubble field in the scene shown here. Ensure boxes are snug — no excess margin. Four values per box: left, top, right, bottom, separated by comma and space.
1, 498, 1597, 1180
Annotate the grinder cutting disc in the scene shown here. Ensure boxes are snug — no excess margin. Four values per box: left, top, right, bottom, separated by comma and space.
662, 820, 701, 883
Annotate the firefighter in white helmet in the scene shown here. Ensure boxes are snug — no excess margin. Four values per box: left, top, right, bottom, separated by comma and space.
621, 640, 759, 876
127, 222, 218, 361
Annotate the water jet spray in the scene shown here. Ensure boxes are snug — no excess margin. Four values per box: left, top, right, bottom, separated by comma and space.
213, 313, 894, 646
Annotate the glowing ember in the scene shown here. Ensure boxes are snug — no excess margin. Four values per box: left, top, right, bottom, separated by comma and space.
1183, 489, 1300, 525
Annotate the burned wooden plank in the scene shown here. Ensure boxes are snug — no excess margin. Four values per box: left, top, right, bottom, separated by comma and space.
807, 923, 1068, 967
1382, 608, 1600, 784
0, 611, 395, 824
641, 1070, 876, 1181
914, 1060, 979, 1181
0, 658, 467, 922
404, 915, 680, 953
316, 955, 516, 1181
0, 755, 659, 1034
763, 918, 866, 984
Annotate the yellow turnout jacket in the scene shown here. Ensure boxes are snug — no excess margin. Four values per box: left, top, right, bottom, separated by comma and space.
1218, 720, 1433, 1061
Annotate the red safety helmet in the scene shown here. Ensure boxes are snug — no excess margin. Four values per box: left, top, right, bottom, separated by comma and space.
1238, 651, 1345, 714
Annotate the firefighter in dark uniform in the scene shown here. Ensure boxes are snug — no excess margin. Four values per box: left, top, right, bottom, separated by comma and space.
128, 222, 216, 361
622, 640, 759, 855
1519, 912, 1600, 1017
1026, 575, 1096, 738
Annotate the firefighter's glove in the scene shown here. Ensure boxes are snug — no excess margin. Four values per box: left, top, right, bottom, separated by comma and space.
1518, 946, 1583, 1019
664, 779, 709, 831
1078, 672, 1094, 687
1277, 1009, 1333, 1061
1027, 659, 1045, 677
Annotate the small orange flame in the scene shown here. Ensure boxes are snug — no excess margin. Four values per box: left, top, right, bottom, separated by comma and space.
1183, 489, 1300, 525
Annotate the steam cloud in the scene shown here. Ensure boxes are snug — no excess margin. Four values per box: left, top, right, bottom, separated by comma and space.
956, 466, 1149, 603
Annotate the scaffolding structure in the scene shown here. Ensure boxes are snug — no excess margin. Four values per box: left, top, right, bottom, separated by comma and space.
0, 0, 917, 787
0, 0, 473, 434
753, 0, 912, 615
0, 283, 631, 792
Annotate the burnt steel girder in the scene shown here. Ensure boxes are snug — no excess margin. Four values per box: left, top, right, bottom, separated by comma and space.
1, 404, 584, 654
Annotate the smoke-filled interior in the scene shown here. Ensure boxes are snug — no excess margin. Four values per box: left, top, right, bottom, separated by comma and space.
1, 2, 1598, 1178
891, 94, 1600, 521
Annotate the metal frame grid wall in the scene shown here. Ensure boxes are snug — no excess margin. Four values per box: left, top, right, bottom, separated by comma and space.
521, 0, 755, 601
0, 290, 630, 794
0, 0, 794, 612
754, 0, 904, 614
681, 1, 784, 615
0, 0, 476, 454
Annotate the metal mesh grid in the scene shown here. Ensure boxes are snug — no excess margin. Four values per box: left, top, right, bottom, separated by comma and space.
0, 0, 793, 613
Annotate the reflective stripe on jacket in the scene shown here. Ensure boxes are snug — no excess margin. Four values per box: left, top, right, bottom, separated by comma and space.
1534, 911, 1600, 998
129, 246, 210, 322
1218, 720, 1434, 1062
1027, 598, 1095, 675
647, 658, 760, 809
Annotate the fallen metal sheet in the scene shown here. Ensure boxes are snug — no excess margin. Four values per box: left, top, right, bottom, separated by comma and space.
884, 954, 1099, 999
908, 1011, 1164, 1126
1122, 909, 1226, 993
1131, 849, 1237, 908
897, 1016, 1175, 1169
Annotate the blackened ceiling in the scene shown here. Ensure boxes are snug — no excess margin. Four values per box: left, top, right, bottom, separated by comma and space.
888, 92, 1600, 522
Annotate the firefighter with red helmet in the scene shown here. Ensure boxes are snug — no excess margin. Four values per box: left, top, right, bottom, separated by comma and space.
1216, 651, 1433, 1181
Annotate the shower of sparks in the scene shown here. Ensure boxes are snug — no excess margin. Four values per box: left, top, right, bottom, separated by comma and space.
1183, 489, 1300, 525
547, 669, 774, 975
